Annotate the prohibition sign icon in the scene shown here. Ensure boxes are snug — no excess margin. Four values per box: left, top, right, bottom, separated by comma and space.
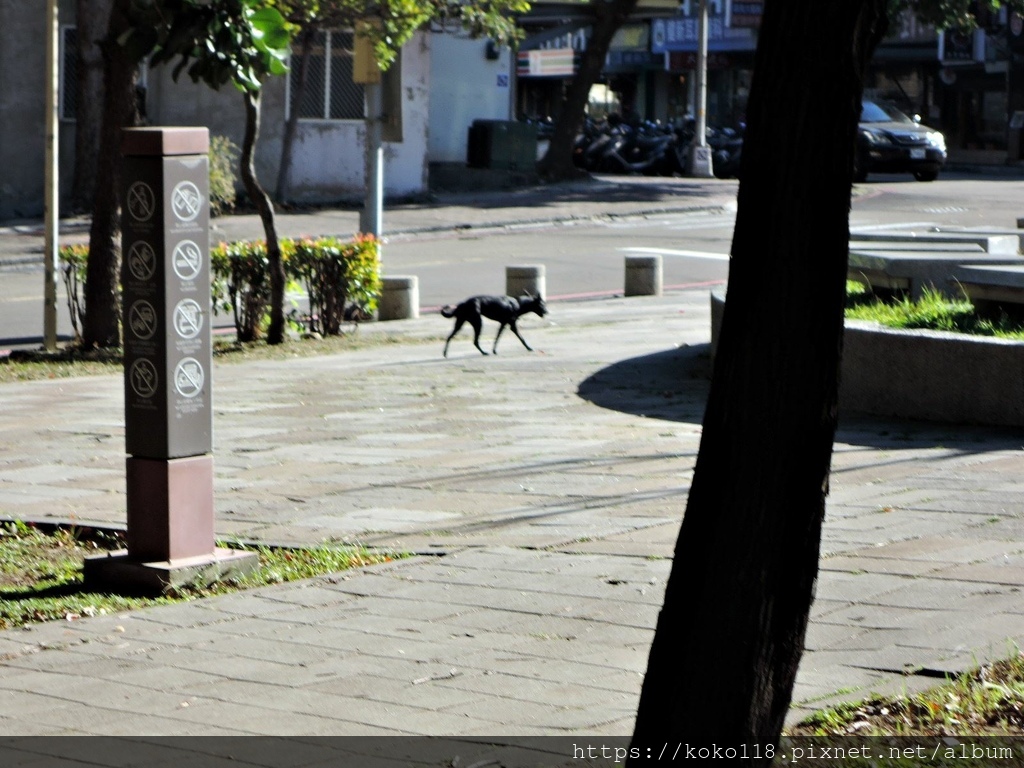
173, 299, 203, 340
127, 182, 156, 222
128, 300, 158, 340
173, 357, 205, 399
171, 181, 203, 222
172, 240, 203, 281
129, 358, 159, 399
127, 241, 157, 282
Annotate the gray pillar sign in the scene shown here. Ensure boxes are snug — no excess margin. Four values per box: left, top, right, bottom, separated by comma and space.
86, 128, 258, 591
122, 132, 212, 459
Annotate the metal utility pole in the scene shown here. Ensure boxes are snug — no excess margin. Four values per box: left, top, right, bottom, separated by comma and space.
360, 80, 384, 239
354, 22, 384, 241
688, 0, 715, 177
43, 0, 60, 351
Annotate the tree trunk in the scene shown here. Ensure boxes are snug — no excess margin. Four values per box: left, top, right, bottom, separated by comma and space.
275, 26, 315, 203
628, 0, 888, 756
72, 0, 112, 213
241, 89, 287, 345
536, 0, 638, 180
83, 0, 138, 349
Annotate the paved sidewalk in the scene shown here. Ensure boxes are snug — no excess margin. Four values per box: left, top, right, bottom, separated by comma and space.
2, 285, 1024, 738
2, 174, 1024, 743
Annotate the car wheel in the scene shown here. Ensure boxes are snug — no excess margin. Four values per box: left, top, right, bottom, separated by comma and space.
913, 170, 938, 182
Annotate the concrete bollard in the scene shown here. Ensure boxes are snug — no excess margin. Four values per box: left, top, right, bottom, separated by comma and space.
506, 264, 546, 299
624, 254, 663, 296
378, 275, 419, 320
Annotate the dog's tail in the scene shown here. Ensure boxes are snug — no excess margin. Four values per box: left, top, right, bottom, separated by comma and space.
440, 305, 456, 318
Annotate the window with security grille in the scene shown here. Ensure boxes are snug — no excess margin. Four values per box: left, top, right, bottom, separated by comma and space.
289, 30, 365, 120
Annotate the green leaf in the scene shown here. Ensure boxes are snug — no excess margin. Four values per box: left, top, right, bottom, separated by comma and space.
249, 7, 292, 52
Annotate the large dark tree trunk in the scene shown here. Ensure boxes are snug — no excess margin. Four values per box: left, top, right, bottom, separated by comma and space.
275, 26, 315, 203
72, 0, 111, 213
536, 0, 638, 180
628, 0, 888, 756
83, 0, 139, 348
241, 89, 287, 345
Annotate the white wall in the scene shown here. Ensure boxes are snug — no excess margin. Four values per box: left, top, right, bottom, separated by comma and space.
286, 32, 431, 202
428, 32, 513, 163
147, 30, 432, 204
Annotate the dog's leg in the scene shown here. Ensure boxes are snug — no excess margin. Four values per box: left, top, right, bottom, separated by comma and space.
470, 316, 488, 355
492, 323, 507, 354
443, 318, 466, 358
508, 320, 533, 351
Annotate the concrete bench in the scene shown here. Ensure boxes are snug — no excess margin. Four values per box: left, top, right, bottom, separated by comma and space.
848, 230, 1019, 254
953, 264, 1024, 307
931, 226, 1024, 252
848, 241, 985, 253
848, 250, 1024, 299
709, 288, 1024, 427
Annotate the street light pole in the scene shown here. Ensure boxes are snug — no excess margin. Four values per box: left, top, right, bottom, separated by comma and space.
43, 0, 60, 351
360, 79, 384, 240
688, 0, 714, 177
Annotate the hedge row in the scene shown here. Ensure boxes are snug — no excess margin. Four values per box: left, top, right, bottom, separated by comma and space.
59, 235, 381, 343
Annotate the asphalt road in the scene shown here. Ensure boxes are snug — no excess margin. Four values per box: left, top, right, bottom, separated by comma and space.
3, 172, 1023, 350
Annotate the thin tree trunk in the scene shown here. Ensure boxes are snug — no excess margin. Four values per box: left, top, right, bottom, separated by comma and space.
83, 0, 138, 348
536, 0, 638, 179
275, 26, 315, 202
628, 0, 888, 756
241, 89, 286, 345
72, 0, 112, 213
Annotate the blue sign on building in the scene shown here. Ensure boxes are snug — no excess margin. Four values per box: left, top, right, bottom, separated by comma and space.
651, 2, 757, 54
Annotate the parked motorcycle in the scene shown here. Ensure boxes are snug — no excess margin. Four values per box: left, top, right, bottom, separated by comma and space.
562, 115, 743, 178
708, 124, 744, 179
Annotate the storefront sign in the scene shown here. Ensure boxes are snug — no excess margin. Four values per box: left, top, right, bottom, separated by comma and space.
651, 6, 757, 53
727, 0, 763, 29
517, 48, 577, 77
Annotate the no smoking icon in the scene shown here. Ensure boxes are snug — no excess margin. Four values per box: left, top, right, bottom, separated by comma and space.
172, 240, 203, 281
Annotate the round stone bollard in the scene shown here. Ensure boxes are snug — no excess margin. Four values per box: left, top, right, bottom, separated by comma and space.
378, 275, 419, 321
506, 264, 546, 299
624, 254, 663, 297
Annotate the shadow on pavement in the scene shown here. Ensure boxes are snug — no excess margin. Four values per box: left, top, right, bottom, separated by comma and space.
577, 342, 1024, 463
412, 177, 736, 213
576, 343, 710, 424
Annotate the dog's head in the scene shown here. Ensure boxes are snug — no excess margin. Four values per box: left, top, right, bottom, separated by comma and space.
522, 293, 548, 317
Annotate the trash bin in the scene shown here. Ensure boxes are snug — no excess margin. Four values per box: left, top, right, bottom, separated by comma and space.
466, 120, 537, 171
1008, 111, 1024, 160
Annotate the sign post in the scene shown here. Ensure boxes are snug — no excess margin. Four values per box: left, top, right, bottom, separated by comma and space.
85, 127, 257, 592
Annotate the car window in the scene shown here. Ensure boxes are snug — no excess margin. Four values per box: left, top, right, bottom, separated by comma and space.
861, 100, 914, 124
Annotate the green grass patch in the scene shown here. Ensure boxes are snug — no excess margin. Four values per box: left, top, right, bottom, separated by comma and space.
789, 652, 1024, 738
845, 282, 1024, 340
0, 520, 399, 630
0, 331, 438, 384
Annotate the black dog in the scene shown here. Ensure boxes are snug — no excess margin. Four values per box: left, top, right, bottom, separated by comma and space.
441, 294, 548, 357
